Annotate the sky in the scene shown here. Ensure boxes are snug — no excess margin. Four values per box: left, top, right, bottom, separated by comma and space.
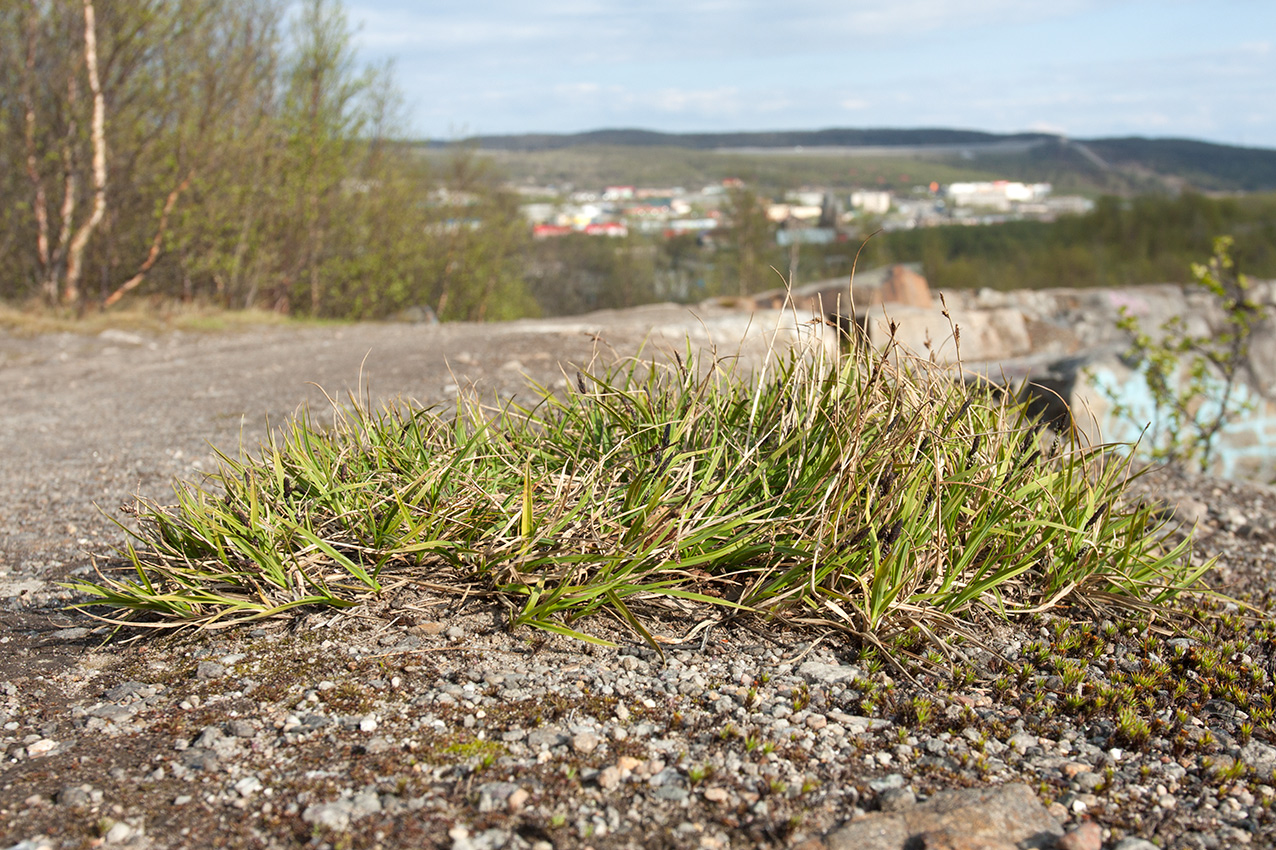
346, 0, 1276, 149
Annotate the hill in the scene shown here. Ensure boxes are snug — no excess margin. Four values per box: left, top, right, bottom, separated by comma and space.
428, 128, 1276, 194
442, 127, 1054, 152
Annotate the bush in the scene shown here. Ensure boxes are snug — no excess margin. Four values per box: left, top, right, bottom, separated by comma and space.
1105, 236, 1267, 472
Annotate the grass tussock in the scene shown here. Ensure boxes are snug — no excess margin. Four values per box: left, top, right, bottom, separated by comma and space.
0, 300, 328, 337
71, 331, 1210, 653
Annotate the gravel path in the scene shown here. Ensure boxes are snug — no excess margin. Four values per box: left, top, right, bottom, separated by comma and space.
2, 315, 1275, 850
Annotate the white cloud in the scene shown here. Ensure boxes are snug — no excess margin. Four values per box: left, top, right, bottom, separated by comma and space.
353, 0, 1111, 67
361, 0, 1276, 146
639, 87, 745, 116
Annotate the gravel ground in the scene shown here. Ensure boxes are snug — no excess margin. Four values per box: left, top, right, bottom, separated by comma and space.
2, 312, 1275, 850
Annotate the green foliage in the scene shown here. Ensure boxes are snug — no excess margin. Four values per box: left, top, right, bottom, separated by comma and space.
1084, 137, 1276, 193
719, 185, 777, 295
520, 193, 1276, 311
0, 0, 536, 321
72, 332, 1208, 651
1102, 236, 1267, 472
526, 233, 658, 315
853, 192, 1276, 292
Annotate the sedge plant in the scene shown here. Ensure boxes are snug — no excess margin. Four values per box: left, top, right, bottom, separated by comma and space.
70, 321, 1211, 653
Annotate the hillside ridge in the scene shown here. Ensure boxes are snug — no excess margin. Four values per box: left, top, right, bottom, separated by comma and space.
430, 128, 1276, 192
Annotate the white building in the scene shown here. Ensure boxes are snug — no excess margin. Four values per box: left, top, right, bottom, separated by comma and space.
767, 203, 823, 222
850, 190, 892, 215
787, 190, 826, 207
946, 181, 1052, 210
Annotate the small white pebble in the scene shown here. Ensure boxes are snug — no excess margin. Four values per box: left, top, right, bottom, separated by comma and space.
104, 821, 133, 844
26, 739, 57, 757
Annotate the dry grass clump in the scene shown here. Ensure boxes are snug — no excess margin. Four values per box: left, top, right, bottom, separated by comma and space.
71, 330, 1207, 651
0, 300, 318, 337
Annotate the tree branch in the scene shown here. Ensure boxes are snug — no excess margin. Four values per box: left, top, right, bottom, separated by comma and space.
104, 170, 194, 307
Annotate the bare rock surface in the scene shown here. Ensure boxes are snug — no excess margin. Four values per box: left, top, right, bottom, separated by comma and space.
799, 784, 1062, 850
1, 309, 1275, 849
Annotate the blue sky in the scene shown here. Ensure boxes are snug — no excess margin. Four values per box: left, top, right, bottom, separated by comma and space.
346, 0, 1276, 148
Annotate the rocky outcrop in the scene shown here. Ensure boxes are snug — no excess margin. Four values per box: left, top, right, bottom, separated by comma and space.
880, 263, 934, 309
858, 303, 1031, 363
736, 269, 1276, 480
746, 263, 934, 314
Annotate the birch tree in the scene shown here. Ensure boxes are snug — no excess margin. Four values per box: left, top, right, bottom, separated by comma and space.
0, 0, 539, 321
11, 0, 106, 306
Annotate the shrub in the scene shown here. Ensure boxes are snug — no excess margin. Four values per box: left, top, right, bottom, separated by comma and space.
1105, 236, 1266, 472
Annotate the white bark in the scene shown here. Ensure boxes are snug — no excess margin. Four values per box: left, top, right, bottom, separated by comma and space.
63, 0, 107, 305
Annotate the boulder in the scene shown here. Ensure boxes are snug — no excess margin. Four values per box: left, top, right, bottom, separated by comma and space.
748, 279, 852, 315
880, 264, 933, 309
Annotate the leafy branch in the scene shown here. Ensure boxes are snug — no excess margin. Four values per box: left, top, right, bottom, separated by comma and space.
1108, 236, 1265, 472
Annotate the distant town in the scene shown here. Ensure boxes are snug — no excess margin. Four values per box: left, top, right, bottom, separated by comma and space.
515, 179, 1096, 243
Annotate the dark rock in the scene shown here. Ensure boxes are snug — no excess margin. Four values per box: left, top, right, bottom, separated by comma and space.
526, 727, 568, 749
178, 748, 220, 772
88, 703, 136, 722
878, 787, 916, 812
104, 681, 149, 702
477, 781, 519, 813
228, 720, 256, 738
195, 661, 225, 679
56, 784, 91, 807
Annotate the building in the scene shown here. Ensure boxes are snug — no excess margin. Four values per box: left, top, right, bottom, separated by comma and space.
767, 203, 823, 222
532, 224, 573, 239
850, 190, 892, 215
946, 181, 1052, 211
584, 222, 628, 237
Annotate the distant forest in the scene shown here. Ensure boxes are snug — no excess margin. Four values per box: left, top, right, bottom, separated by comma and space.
859, 191, 1276, 292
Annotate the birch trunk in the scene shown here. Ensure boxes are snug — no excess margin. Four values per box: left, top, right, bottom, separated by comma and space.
63, 0, 107, 307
